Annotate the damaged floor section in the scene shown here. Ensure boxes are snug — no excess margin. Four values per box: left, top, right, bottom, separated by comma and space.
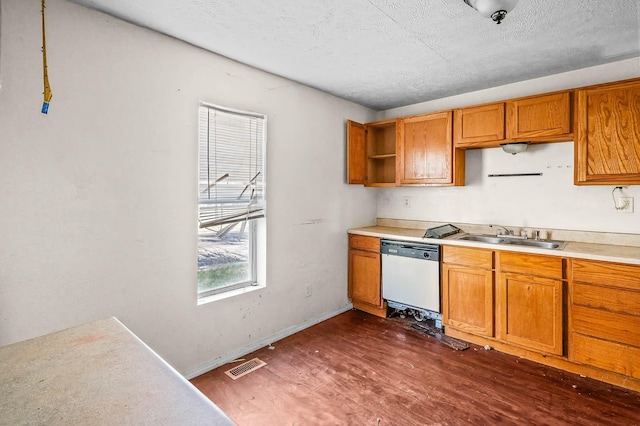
191, 309, 640, 425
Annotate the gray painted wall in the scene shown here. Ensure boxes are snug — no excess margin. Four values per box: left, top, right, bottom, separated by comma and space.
0, 0, 377, 375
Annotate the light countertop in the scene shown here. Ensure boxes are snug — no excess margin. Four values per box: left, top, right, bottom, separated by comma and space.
349, 222, 640, 266
0, 317, 234, 426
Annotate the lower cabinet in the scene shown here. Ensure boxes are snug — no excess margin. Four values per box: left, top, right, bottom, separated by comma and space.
349, 249, 380, 306
348, 234, 386, 317
498, 252, 565, 356
570, 259, 640, 379
442, 248, 640, 391
442, 248, 565, 356
442, 246, 495, 337
350, 234, 640, 391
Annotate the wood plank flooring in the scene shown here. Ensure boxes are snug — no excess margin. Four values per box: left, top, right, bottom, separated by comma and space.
191, 310, 640, 425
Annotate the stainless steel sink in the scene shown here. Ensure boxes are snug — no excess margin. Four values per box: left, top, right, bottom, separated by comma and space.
458, 234, 505, 244
502, 239, 566, 250
456, 234, 566, 250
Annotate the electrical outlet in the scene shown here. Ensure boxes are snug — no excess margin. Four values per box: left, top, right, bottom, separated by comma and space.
619, 197, 634, 213
403, 196, 411, 208
305, 284, 312, 297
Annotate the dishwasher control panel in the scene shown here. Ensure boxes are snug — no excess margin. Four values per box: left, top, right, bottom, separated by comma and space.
380, 240, 440, 261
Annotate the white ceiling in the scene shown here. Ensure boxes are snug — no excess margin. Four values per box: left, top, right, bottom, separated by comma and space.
70, 0, 640, 110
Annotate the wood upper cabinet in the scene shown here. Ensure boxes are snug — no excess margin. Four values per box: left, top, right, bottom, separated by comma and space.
506, 91, 573, 141
569, 259, 640, 379
365, 119, 399, 187
454, 93, 574, 149
347, 120, 365, 184
454, 102, 505, 148
348, 234, 385, 317
398, 111, 464, 186
442, 246, 495, 337
575, 78, 640, 185
498, 252, 564, 356
346, 119, 399, 187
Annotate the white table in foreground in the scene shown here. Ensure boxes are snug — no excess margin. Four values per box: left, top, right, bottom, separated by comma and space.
0, 317, 234, 426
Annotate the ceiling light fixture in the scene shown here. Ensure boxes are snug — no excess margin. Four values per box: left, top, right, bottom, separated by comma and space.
500, 142, 529, 155
463, 0, 520, 24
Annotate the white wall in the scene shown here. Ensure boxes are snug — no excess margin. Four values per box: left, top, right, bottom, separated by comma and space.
378, 58, 640, 234
0, 0, 377, 375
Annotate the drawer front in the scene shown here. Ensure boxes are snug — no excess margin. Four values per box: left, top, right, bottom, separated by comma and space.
348, 234, 380, 252
573, 259, 640, 290
443, 246, 494, 269
572, 305, 640, 348
499, 251, 563, 279
571, 333, 640, 380
573, 282, 640, 316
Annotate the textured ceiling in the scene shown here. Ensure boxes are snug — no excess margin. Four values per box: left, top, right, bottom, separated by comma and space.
70, 0, 640, 110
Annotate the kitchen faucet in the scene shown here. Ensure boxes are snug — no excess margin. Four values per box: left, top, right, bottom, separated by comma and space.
489, 224, 527, 239
489, 224, 512, 235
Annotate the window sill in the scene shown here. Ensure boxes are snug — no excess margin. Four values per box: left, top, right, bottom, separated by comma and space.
197, 283, 266, 305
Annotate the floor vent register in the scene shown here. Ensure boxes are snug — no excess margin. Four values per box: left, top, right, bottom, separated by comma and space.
224, 358, 267, 380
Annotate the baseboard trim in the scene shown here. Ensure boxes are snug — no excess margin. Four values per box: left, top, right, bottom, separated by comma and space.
183, 304, 353, 379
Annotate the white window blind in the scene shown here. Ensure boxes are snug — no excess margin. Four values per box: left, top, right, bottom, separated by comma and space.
198, 103, 265, 232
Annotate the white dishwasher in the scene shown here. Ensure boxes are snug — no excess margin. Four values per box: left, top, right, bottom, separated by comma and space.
381, 239, 442, 327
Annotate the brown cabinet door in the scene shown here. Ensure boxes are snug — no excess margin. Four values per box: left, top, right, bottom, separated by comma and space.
499, 272, 563, 355
575, 79, 640, 185
506, 91, 573, 140
454, 102, 505, 148
346, 118, 398, 187
442, 264, 494, 337
398, 111, 456, 185
347, 120, 365, 184
348, 249, 382, 308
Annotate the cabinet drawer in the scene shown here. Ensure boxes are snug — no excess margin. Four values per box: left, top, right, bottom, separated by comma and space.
573, 282, 640, 316
572, 305, 640, 348
499, 251, 564, 279
443, 246, 493, 269
572, 259, 640, 290
571, 333, 640, 380
348, 234, 380, 252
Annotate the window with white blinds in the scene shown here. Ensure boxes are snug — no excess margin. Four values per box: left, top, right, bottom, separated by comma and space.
197, 102, 266, 298
198, 104, 265, 231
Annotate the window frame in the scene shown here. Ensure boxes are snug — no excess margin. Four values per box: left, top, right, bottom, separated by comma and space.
197, 101, 266, 299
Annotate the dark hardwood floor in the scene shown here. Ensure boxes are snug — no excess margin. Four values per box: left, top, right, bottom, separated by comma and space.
191, 310, 640, 425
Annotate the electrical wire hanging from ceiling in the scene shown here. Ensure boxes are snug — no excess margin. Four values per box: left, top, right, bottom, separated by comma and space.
41, 0, 53, 114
